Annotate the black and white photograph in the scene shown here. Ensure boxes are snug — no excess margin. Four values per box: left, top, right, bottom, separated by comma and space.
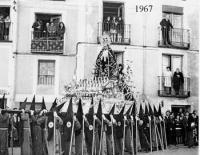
0, 0, 199, 155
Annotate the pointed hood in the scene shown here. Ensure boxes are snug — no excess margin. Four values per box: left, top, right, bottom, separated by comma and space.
0, 94, 5, 109
64, 98, 74, 141
148, 102, 154, 116
139, 103, 144, 120
145, 103, 149, 116
19, 97, 27, 110
88, 97, 94, 115
158, 104, 162, 117
76, 99, 83, 124
96, 99, 102, 120
54, 102, 66, 113
154, 105, 158, 117
50, 98, 57, 111
30, 95, 35, 110
41, 97, 47, 110
109, 103, 115, 115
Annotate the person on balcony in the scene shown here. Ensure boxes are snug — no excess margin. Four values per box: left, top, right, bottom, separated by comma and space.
116, 16, 124, 42
163, 67, 173, 94
43, 22, 50, 38
48, 22, 57, 39
57, 22, 65, 40
110, 16, 118, 42
0, 14, 4, 41
173, 68, 184, 95
32, 20, 43, 39
4, 16, 11, 41
103, 16, 111, 34
160, 15, 173, 45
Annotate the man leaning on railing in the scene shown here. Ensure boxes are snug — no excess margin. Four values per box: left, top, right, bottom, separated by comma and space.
160, 15, 174, 45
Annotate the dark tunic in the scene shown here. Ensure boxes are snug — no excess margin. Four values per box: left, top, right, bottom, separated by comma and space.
0, 113, 9, 155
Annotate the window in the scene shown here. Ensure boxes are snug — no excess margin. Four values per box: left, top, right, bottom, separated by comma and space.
162, 55, 183, 74
0, 7, 11, 41
114, 51, 124, 65
38, 60, 55, 85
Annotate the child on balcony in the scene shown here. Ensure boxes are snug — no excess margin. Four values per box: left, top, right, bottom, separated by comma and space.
4, 16, 11, 41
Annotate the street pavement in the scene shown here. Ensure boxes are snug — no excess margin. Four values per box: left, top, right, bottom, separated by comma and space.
8, 144, 199, 155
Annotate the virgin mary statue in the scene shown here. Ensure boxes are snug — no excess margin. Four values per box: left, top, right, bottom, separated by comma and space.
94, 33, 117, 79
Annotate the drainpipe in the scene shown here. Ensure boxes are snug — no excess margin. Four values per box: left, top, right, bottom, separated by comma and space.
11, 0, 19, 108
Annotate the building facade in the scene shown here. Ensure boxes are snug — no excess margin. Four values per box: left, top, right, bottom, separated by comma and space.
0, 0, 199, 112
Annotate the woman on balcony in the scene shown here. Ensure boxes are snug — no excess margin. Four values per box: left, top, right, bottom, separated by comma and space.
0, 14, 4, 41
163, 67, 173, 94
57, 22, 65, 40
116, 16, 124, 42
48, 22, 57, 39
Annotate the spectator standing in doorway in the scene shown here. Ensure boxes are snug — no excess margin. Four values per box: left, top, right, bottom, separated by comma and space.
0, 14, 4, 40
4, 16, 11, 41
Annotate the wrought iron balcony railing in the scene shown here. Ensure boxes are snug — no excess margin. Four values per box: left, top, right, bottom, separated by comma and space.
97, 22, 131, 45
0, 22, 12, 42
158, 27, 190, 49
158, 76, 190, 98
38, 75, 54, 85
31, 31, 64, 53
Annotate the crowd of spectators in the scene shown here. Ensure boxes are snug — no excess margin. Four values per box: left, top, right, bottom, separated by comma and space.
165, 108, 198, 148
32, 20, 65, 40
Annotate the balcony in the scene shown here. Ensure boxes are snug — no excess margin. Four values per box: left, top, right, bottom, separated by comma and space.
158, 27, 190, 49
0, 22, 12, 42
158, 76, 190, 98
97, 22, 131, 45
31, 31, 64, 54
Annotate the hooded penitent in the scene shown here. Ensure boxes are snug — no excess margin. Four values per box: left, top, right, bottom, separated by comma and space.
85, 98, 95, 145
30, 95, 36, 111
114, 104, 125, 140
75, 99, 83, 136
47, 99, 65, 141
63, 98, 74, 142
0, 94, 5, 109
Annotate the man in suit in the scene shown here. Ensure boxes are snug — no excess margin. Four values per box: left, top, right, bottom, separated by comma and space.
160, 15, 174, 45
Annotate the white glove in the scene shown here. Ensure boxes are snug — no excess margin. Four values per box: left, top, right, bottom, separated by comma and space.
124, 116, 127, 121
148, 116, 151, 121
159, 116, 162, 121
53, 111, 58, 117
93, 115, 97, 120
135, 116, 139, 121
73, 115, 77, 121
42, 109, 48, 114
30, 110, 34, 115
130, 116, 133, 121
102, 114, 106, 120
21, 109, 25, 113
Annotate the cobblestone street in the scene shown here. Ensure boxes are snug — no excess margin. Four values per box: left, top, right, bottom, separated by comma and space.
8, 144, 199, 155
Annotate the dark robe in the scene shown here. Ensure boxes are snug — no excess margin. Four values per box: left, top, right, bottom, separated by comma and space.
187, 116, 195, 147
138, 119, 150, 151
19, 113, 32, 155
45, 114, 63, 155
94, 46, 117, 79
0, 113, 9, 155
30, 114, 46, 155
173, 72, 184, 93
103, 19, 111, 32
125, 119, 134, 154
